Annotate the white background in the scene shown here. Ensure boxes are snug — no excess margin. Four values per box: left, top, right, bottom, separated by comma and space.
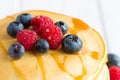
0, 0, 120, 56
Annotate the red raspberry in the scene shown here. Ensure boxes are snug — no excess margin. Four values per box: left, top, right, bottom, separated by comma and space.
109, 66, 120, 80
17, 30, 38, 50
31, 15, 54, 35
41, 25, 62, 49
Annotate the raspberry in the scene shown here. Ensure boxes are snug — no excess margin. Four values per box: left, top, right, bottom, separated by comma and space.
109, 66, 120, 80
17, 30, 38, 50
31, 15, 54, 35
41, 25, 62, 49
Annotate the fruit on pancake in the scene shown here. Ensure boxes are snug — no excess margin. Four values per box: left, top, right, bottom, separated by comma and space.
34, 39, 49, 53
62, 34, 83, 53
7, 21, 24, 38
31, 15, 54, 35
8, 43, 25, 59
55, 21, 68, 35
41, 25, 62, 49
17, 30, 38, 50
16, 13, 32, 29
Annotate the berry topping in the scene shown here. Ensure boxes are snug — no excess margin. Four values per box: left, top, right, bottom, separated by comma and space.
8, 43, 25, 59
62, 34, 83, 53
109, 66, 120, 80
17, 30, 38, 50
55, 21, 68, 35
31, 15, 54, 35
16, 13, 32, 28
107, 53, 120, 68
35, 39, 49, 53
7, 21, 24, 38
41, 25, 62, 49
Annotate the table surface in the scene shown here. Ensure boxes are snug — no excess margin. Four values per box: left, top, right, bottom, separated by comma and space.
0, 0, 120, 56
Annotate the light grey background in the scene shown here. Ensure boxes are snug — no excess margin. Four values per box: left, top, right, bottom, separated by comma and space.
0, 0, 120, 56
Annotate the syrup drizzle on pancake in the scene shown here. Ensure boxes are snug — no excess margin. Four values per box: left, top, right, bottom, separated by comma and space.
51, 52, 75, 78
36, 54, 47, 80
75, 55, 87, 80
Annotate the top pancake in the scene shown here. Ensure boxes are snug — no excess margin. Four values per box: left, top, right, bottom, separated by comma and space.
0, 10, 107, 80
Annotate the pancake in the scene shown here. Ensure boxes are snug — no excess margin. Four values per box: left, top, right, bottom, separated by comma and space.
0, 10, 109, 80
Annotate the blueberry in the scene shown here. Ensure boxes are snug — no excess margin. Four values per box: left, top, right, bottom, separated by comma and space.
8, 43, 25, 59
35, 39, 49, 53
7, 21, 24, 38
107, 53, 120, 68
16, 13, 32, 28
55, 21, 68, 35
62, 34, 83, 53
